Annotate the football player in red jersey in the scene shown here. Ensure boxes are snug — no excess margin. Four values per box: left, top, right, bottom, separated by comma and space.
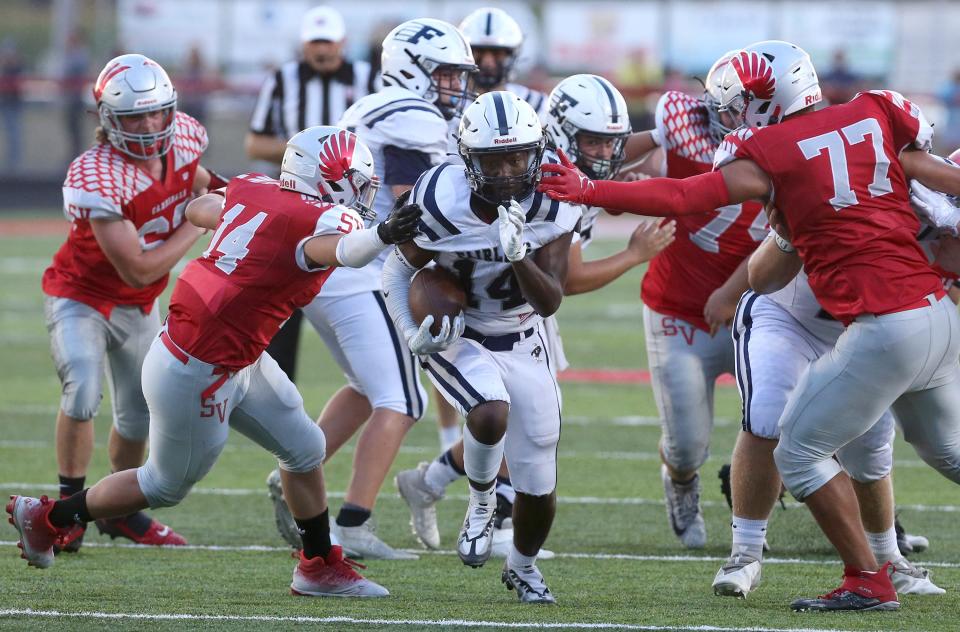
8, 126, 420, 596
40, 54, 230, 551
540, 40, 960, 612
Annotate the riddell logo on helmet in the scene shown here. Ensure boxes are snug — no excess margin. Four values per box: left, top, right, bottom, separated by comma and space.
493, 137, 517, 144
805, 91, 822, 106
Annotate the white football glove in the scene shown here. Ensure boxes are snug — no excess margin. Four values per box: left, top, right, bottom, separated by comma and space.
911, 180, 960, 236
407, 313, 465, 355
497, 199, 527, 262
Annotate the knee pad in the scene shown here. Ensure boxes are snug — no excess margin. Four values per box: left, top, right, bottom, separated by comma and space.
773, 437, 842, 501
838, 444, 892, 484
662, 440, 710, 475
112, 413, 150, 443
136, 464, 192, 509
277, 423, 326, 473
59, 360, 104, 421
508, 460, 556, 497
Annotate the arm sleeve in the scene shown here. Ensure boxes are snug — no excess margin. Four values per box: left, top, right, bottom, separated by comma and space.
295, 205, 365, 272
335, 226, 388, 267
383, 145, 435, 186
381, 247, 421, 340
585, 170, 731, 217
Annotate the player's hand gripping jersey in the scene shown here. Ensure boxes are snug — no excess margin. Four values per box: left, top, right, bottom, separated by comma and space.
715, 90, 940, 324
167, 174, 364, 370
641, 92, 767, 331
43, 113, 208, 317
411, 159, 581, 334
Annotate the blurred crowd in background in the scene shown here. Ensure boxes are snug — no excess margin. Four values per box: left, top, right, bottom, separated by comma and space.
2, 0, 960, 182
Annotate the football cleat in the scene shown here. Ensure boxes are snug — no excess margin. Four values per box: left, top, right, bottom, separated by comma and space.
395, 462, 443, 550
662, 466, 706, 549
790, 562, 899, 612
712, 552, 762, 598
267, 468, 302, 549
331, 517, 418, 560
6, 495, 65, 569
457, 486, 496, 568
895, 516, 929, 556
889, 557, 945, 595
290, 546, 389, 597
53, 522, 86, 555
95, 513, 186, 546
502, 562, 557, 604
489, 526, 556, 560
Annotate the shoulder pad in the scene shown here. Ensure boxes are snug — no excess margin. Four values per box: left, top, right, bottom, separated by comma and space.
172, 112, 209, 171
63, 144, 152, 218
411, 162, 464, 243
858, 90, 933, 151
713, 127, 755, 170
655, 91, 714, 164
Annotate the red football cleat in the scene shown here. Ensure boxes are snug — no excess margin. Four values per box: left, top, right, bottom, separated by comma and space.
6, 495, 66, 569
791, 562, 900, 612
290, 545, 389, 597
54, 522, 87, 554
95, 514, 187, 546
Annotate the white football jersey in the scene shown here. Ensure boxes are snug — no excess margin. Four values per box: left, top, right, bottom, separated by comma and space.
573, 204, 602, 250
411, 160, 581, 334
321, 86, 450, 297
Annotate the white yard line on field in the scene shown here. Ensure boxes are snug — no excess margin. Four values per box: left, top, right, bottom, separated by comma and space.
0, 482, 957, 513
0, 609, 898, 631
2, 540, 960, 569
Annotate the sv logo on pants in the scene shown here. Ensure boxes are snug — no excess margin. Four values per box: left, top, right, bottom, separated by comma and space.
200, 397, 229, 423
660, 317, 696, 345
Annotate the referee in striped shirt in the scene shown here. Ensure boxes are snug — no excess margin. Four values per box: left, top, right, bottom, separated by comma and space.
245, 5, 375, 381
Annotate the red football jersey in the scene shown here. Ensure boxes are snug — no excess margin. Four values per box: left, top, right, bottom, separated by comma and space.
42, 112, 208, 318
167, 174, 364, 370
641, 91, 767, 331
715, 90, 940, 324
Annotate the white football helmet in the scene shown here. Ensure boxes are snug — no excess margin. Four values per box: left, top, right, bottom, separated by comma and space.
458, 91, 545, 205
458, 7, 524, 91
280, 126, 379, 220
702, 50, 738, 144
93, 54, 177, 160
543, 74, 631, 179
380, 18, 477, 119
719, 40, 821, 129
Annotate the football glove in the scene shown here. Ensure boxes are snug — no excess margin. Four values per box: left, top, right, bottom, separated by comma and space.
407, 313, 465, 355
497, 199, 527, 262
377, 191, 422, 244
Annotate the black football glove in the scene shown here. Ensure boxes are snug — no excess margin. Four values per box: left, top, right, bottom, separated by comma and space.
377, 191, 422, 244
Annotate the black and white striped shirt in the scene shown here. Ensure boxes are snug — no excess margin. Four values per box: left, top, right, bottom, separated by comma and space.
249, 59, 375, 139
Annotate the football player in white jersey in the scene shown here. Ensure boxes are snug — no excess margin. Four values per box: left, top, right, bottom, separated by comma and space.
383, 92, 580, 603
265, 18, 477, 560
394, 74, 675, 557
710, 183, 959, 599
459, 7, 548, 119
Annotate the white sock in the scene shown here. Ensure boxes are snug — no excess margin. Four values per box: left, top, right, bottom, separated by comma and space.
866, 527, 901, 565
439, 424, 461, 452
424, 455, 461, 494
462, 426, 504, 485
730, 516, 767, 560
508, 544, 536, 570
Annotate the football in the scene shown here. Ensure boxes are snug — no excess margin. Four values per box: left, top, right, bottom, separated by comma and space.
409, 266, 468, 336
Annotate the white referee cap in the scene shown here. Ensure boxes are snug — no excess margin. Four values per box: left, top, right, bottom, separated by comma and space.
300, 6, 346, 43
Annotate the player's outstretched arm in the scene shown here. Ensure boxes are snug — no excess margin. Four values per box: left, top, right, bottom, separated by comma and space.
902, 148, 960, 205
538, 149, 771, 216
91, 213, 206, 289
564, 219, 676, 295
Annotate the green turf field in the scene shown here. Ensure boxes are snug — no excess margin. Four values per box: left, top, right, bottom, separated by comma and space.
1, 223, 958, 631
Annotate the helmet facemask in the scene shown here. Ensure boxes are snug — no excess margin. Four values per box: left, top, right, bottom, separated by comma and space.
332, 169, 381, 222
565, 128, 629, 180
99, 99, 177, 160
413, 56, 476, 120
471, 46, 517, 92
461, 141, 545, 206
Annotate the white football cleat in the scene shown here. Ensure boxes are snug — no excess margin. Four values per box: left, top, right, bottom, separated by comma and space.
331, 518, 418, 560
712, 552, 762, 598
889, 558, 946, 595
661, 466, 706, 549
290, 546, 389, 597
266, 469, 301, 549
6, 495, 63, 569
457, 486, 496, 568
395, 462, 443, 550
489, 526, 555, 560
502, 561, 557, 604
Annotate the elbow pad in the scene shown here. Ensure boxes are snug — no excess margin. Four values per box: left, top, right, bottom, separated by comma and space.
592, 170, 731, 217
381, 248, 420, 340
335, 228, 388, 268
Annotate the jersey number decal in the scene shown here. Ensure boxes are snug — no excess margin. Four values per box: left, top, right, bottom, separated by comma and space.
203, 203, 268, 274
452, 260, 525, 310
689, 204, 767, 253
797, 117, 892, 211
138, 199, 189, 251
